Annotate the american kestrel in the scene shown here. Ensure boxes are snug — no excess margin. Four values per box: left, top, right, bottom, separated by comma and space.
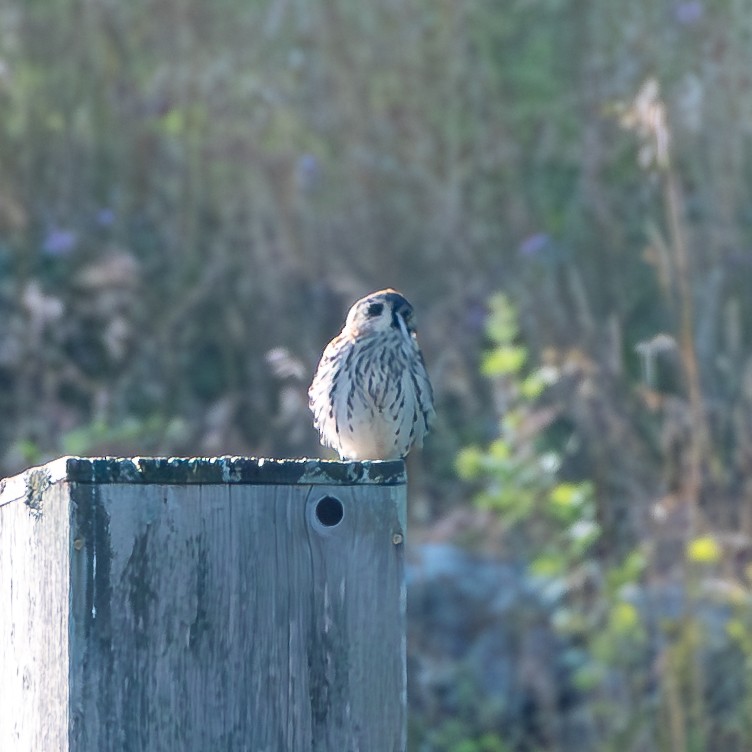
309, 289, 435, 461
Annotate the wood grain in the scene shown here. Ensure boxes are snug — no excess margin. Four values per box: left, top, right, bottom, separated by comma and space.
0, 478, 71, 750
1, 457, 407, 752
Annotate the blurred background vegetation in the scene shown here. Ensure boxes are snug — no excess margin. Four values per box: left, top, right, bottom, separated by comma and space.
3, 0, 752, 749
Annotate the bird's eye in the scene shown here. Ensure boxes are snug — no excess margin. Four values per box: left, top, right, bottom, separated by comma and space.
366, 302, 384, 317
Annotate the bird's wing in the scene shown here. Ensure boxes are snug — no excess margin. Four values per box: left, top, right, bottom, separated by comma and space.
309, 334, 351, 452
409, 348, 436, 448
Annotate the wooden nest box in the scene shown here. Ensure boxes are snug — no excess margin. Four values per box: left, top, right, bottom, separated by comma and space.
0, 456, 407, 751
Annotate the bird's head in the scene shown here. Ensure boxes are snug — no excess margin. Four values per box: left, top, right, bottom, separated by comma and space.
345, 288, 417, 341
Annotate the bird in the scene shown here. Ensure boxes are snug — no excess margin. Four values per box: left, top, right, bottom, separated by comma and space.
309, 288, 435, 461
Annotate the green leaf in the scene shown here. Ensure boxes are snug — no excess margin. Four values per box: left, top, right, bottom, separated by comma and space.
159, 108, 185, 136
609, 601, 641, 636
456, 446, 485, 479
485, 293, 519, 344
531, 553, 566, 577
726, 618, 746, 642
487, 438, 511, 461
8, 439, 42, 465
606, 548, 648, 591
550, 482, 583, 509
481, 345, 527, 376
452, 742, 479, 752
520, 372, 546, 399
567, 520, 600, 552
478, 734, 509, 752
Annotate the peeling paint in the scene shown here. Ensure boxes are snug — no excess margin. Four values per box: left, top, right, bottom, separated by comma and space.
60, 456, 406, 486
25, 469, 52, 519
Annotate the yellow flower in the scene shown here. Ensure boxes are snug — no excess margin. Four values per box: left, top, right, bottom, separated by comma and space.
687, 536, 721, 564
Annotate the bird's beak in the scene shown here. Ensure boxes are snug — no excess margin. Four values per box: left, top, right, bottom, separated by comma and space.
396, 312, 412, 342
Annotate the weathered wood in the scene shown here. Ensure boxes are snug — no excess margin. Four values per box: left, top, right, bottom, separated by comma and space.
0, 457, 407, 752
0, 475, 70, 751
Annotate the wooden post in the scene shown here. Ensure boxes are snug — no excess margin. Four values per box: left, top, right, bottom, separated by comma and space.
0, 456, 407, 751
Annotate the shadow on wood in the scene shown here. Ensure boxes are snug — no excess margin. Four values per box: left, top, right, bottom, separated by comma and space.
0, 456, 407, 752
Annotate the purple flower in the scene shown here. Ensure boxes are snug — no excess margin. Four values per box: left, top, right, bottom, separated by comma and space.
674, 1, 703, 25
296, 153, 320, 192
96, 208, 115, 227
42, 228, 78, 257
518, 232, 551, 258
465, 301, 487, 333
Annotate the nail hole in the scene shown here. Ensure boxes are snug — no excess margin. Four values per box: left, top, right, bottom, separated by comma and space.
315, 495, 344, 527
